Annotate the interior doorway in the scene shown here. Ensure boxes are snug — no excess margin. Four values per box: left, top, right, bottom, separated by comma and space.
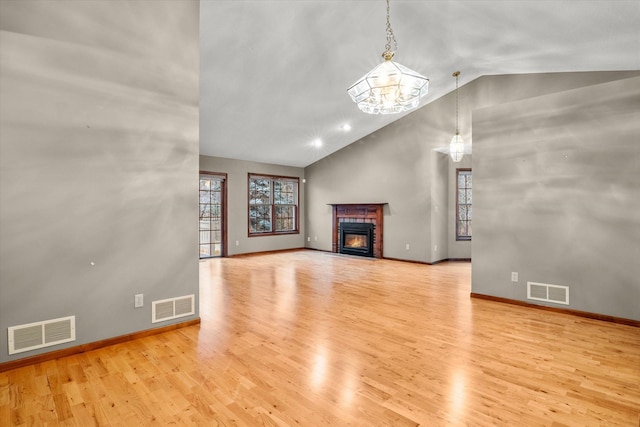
199, 172, 227, 258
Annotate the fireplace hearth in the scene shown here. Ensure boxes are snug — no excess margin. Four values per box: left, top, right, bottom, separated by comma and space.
339, 222, 374, 257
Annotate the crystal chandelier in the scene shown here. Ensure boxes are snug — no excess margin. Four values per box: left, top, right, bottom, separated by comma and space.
347, 0, 429, 115
449, 71, 464, 162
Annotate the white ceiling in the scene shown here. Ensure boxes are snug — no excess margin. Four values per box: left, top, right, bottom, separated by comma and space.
200, 0, 640, 168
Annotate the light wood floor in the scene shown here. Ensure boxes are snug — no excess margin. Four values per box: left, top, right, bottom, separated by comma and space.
1, 250, 639, 426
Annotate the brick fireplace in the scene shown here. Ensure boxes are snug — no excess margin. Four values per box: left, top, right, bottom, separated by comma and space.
330, 204, 385, 258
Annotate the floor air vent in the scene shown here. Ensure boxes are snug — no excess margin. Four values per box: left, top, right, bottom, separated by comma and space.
527, 282, 569, 305
8, 316, 76, 355
152, 294, 195, 323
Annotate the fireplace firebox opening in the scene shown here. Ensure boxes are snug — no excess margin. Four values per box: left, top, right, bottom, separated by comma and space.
339, 222, 374, 257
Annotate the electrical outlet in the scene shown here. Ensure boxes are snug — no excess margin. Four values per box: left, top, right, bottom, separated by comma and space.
511, 272, 518, 282
235, 240, 239, 246
307, 236, 311, 242
405, 243, 410, 250
434, 244, 438, 252
314, 236, 317, 241
134, 294, 143, 308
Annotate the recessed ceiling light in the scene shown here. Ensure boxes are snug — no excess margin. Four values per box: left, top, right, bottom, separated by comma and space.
342, 123, 352, 132
312, 138, 322, 148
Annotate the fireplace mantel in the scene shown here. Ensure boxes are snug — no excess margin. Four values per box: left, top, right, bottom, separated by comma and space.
330, 203, 386, 258
327, 203, 389, 206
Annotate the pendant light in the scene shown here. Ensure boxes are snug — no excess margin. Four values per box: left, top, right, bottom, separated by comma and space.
449, 71, 464, 162
347, 0, 429, 115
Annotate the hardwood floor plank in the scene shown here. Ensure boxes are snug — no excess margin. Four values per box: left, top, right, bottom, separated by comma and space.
1, 250, 639, 426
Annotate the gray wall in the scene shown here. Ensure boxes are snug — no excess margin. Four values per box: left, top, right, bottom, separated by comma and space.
199, 156, 305, 255
305, 71, 640, 263
304, 70, 639, 319
304, 128, 433, 262
430, 151, 449, 262
0, 0, 200, 362
473, 76, 640, 320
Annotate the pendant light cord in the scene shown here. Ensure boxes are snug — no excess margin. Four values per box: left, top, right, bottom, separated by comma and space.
454, 71, 460, 135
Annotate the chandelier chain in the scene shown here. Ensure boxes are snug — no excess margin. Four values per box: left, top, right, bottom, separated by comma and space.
384, 0, 398, 55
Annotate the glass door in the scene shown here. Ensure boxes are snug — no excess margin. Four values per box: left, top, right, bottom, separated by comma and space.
199, 173, 226, 258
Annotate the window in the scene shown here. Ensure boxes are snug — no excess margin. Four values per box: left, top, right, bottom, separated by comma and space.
200, 174, 226, 257
456, 169, 472, 241
248, 174, 299, 236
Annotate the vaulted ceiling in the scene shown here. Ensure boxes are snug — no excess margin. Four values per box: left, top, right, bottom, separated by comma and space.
200, 0, 640, 167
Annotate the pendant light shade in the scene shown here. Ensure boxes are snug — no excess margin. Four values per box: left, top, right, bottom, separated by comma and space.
450, 134, 465, 162
449, 71, 464, 162
347, 0, 429, 114
348, 58, 429, 115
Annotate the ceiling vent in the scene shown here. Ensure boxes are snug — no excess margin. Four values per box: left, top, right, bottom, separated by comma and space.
527, 282, 569, 305
152, 294, 195, 323
8, 316, 76, 355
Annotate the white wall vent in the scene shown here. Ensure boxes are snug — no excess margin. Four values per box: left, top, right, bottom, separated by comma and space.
527, 282, 569, 305
152, 294, 195, 323
8, 316, 76, 355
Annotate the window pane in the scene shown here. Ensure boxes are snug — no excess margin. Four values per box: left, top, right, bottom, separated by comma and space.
465, 174, 472, 188
274, 180, 296, 204
458, 190, 466, 204
275, 191, 292, 205
200, 204, 211, 219
249, 178, 271, 204
467, 221, 472, 236
211, 191, 221, 204
249, 205, 271, 232
200, 244, 211, 257
200, 191, 210, 204
210, 205, 219, 220
200, 231, 211, 244
275, 205, 295, 231
200, 220, 210, 230
458, 174, 465, 188
458, 205, 467, 220
458, 221, 467, 236
467, 206, 472, 220
199, 179, 210, 190
466, 191, 472, 204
